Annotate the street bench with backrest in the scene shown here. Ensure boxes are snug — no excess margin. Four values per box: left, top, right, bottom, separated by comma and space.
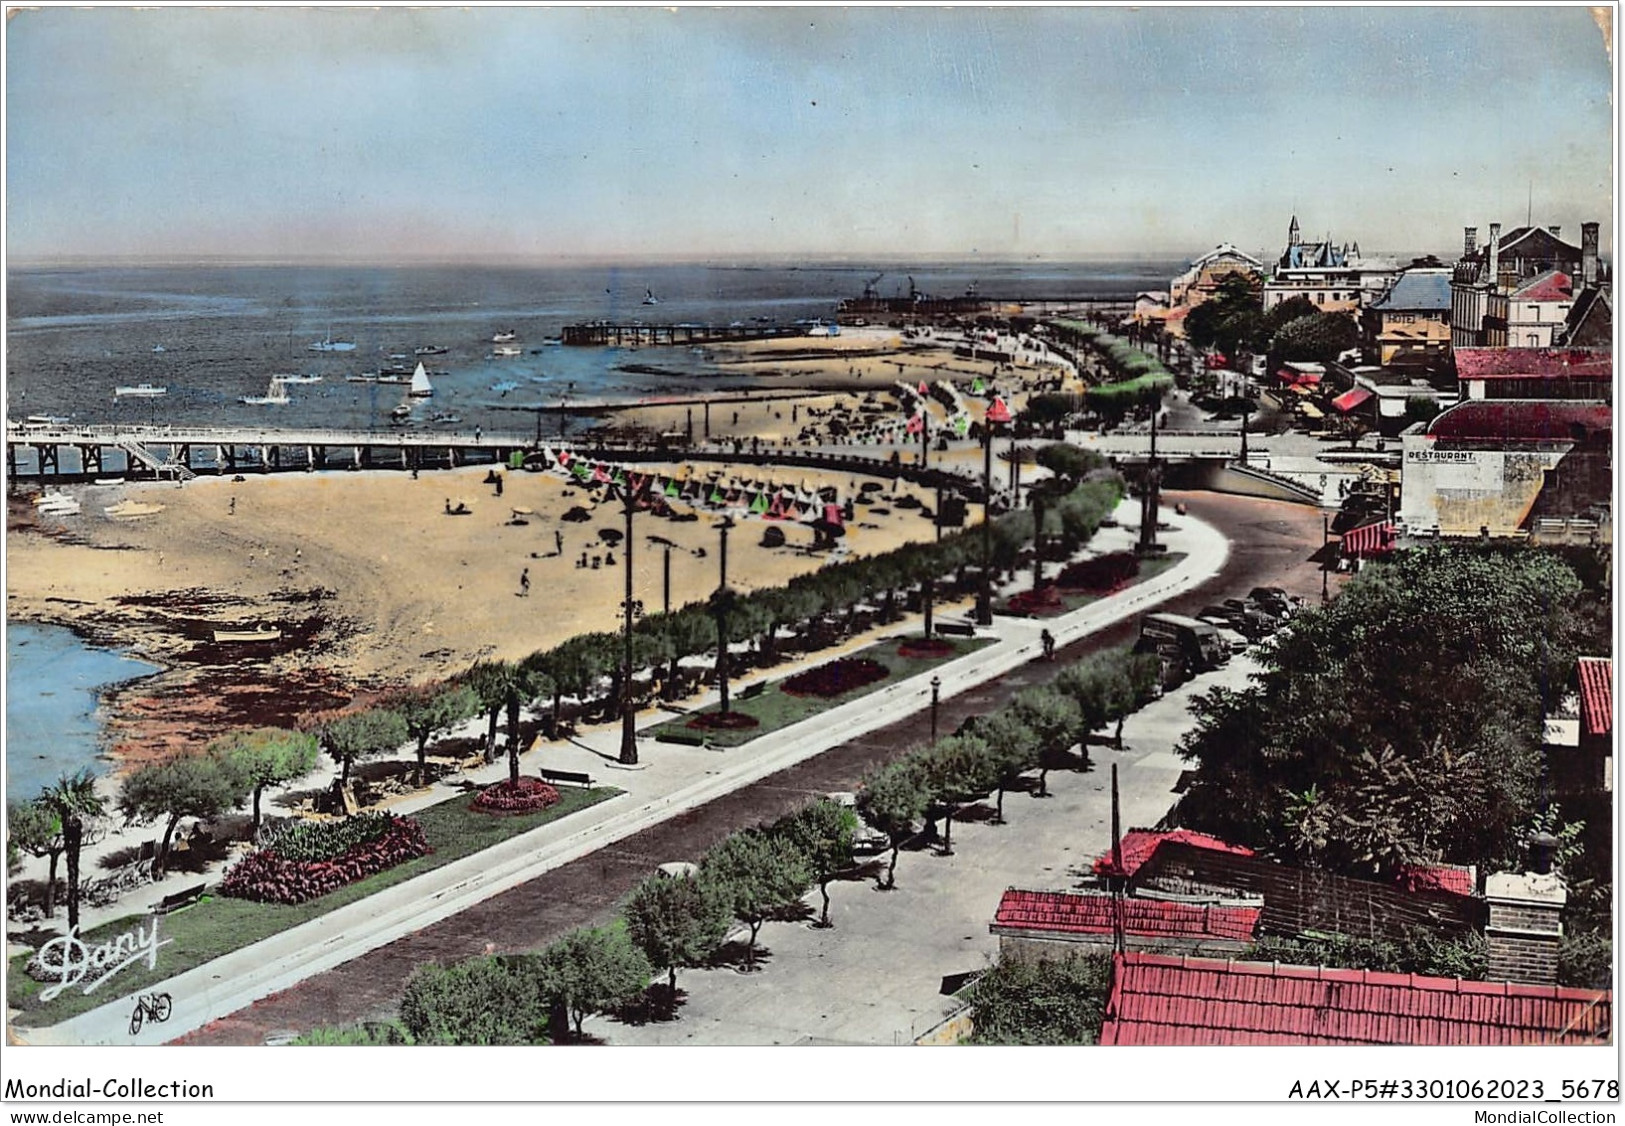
739, 681, 767, 701
936, 620, 975, 637
151, 883, 208, 915
538, 768, 594, 788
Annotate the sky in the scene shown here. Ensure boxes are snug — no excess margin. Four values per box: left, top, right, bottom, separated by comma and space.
4, 4, 1616, 264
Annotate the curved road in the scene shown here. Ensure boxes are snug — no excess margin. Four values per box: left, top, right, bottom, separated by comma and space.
177, 489, 1331, 1045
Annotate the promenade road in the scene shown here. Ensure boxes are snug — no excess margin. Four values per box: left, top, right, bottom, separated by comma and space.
15, 491, 1324, 1046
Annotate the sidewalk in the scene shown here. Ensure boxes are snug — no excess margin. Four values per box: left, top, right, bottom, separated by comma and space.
16, 499, 1228, 1046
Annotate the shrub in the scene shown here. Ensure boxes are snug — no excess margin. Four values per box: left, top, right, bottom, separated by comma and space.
399, 956, 550, 1045
781, 658, 889, 699
1004, 586, 1065, 617
262, 811, 397, 864
220, 815, 429, 904
1056, 552, 1140, 592
969, 952, 1113, 1045
471, 777, 561, 814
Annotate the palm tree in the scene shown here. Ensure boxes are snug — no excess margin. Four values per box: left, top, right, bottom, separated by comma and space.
39, 770, 105, 932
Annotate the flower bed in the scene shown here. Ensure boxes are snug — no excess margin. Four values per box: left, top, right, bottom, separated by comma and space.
1003, 586, 1066, 617
687, 710, 762, 731
1056, 551, 1140, 593
782, 657, 889, 698
471, 777, 562, 814
220, 814, 430, 905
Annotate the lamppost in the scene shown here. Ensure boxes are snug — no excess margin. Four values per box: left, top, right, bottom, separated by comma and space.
930, 674, 942, 743
713, 516, 735, 714
662, 542, 672, 615
977, 396, 1011, 626
613, 477, 651, 765
1321, 513, 1330, 603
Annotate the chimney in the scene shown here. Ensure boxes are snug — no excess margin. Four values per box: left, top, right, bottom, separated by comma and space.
1582, 222, 1599, 289
1484, 867, 1566, 986
1488, 223, 1502, 283
1464, 226, 1478, 256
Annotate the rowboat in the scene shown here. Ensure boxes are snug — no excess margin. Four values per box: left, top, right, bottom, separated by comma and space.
212, 625, 281, 643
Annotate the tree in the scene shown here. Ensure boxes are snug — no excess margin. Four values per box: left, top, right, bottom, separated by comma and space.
391, 683, 480, 786
967, 952, 1113, 1045
320, 708, 408, 787
699, 829, 813, 970
1270, 310, 1360, 366
856, 762, 930, 890
1175, 547, 1589, 878
1184, 273, 1268, 364
398, 956, 548, 1045
775, 798, 857, 928
38, 770, 105, 931
8, 798, 65, 917
918, 733, 996, 855
623, 872, 733, 994
1009, 686, 1083, 797
209, 727, 319, 837
118, 754, 245, 876
1035, 442, 1106, 488
970, 711, 1041, 823
535, 924, 652, 1039
460, 660, 516, 763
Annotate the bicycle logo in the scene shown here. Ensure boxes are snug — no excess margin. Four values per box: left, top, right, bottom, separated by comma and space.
129, 991, 172, 1036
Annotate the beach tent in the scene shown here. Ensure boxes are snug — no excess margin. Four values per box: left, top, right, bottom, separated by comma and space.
906, 413, 923, 435
918, 381, 929, 395
750, 493, 769, 515
971, 377, 986, 394
665, 479, 681, 497
954, 415, 970, 437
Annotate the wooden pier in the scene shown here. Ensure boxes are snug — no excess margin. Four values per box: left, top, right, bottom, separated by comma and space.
560, 322, 812, 347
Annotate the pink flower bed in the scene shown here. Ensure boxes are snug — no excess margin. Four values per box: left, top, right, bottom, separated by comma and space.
471, 776, 562, 814
220, 816, 430, 905
782, 658, 889, 698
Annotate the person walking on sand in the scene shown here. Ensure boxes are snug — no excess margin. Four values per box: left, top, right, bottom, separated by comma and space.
519, 567, 530, 597
555, 529, 564, 556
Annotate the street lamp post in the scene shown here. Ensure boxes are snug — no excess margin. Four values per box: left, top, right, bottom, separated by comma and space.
977, 397, 1011, 626
663, 543, 672, 615
930, 674, 942, 744
616, 479, 649, 766
715, 516, 734, 714
1322, 513, 1330, 603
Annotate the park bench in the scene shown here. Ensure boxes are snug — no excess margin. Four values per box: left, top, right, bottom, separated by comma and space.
739, 681, 768, 701
935, 620, 976, 637
151, 883, 208, 916
538, 768, 595, 788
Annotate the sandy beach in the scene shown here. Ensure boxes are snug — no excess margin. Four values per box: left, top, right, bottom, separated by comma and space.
6, 326, 1067, 768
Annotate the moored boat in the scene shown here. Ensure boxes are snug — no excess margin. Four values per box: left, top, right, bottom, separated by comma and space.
212, 625, 282, 643
492, 330, 518, 343
492, 345, 522, 357
308, 336, 357, 353
114, 384, 167, 398
241, 377, 291, 406
415, 345, 449, 356
409, 363, 435, 398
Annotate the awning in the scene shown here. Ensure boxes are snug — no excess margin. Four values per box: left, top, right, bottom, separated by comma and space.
1331, 387, 1374, 413
1341, 521, 1397, 558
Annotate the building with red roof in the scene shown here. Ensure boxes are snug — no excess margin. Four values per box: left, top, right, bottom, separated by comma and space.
1098, 952, 1611, 1046
1454, 346, 1611, 402
991, 889, 1261, 962
1546, 657, 1614, 795
1090, 828, 1254, 879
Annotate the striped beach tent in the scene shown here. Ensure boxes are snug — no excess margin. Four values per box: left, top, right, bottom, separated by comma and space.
665, 479, 681, 497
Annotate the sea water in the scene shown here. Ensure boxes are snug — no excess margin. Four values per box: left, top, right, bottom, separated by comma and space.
5, 622, 159, 801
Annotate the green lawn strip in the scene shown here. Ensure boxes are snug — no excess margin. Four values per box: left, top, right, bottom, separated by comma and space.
997, 552, 1186, 616
9, 786, 619, 1026
649, 635, 995, 749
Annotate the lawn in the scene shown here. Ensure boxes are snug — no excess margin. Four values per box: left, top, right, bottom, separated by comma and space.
649, 634, 994, 749
8, 785, 620, 1027
997, 552, 1185, 617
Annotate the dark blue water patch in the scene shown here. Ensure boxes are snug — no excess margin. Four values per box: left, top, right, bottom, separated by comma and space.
5, 622, 160, 801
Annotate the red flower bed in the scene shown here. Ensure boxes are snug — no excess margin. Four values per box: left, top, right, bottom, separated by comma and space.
782, 658, 889, 698
220, 816, 430, 905
897, 638, 958, 658
471, 776, 562, 814
1056, 551, 1140, 593
688, 711, 762, 730
1004, 586, 1066, 617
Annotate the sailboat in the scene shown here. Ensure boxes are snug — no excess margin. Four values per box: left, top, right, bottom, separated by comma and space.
409, 362, 434, 398
241, 377, 291, 406
642, 289, 659, 305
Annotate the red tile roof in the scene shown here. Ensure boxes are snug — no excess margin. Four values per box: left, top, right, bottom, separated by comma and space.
1577, 657, 1612, 738
1511, 270, 1574, 304
1093, 829, 1254, 878
1099, 952, 1612, 1046
994, 889, 1260, 943
1453, 347, 1611, 380
1393, 864, 1474, 897
1425, 400, 1612, 443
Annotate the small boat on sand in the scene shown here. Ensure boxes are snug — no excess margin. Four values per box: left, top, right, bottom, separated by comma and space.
213, 625, 282, 643
105, 500, 165, 519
